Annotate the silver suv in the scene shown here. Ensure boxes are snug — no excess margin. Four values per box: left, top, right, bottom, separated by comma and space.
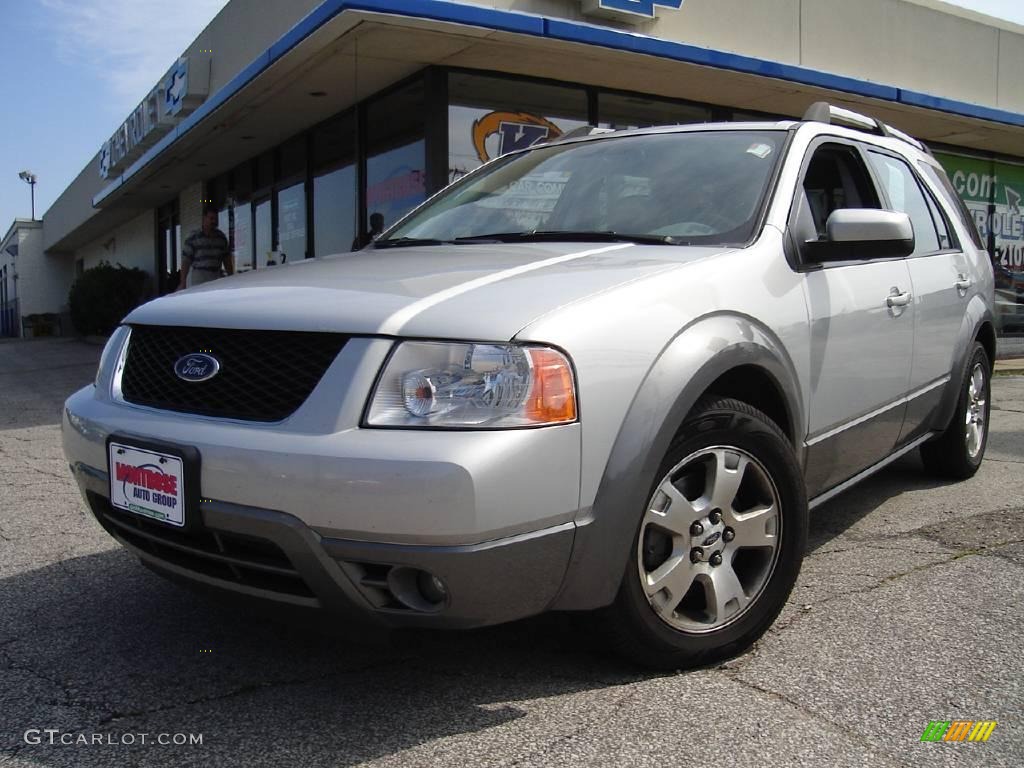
63, 103, 995, 668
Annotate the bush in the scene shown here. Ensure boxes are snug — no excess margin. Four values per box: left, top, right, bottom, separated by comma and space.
68, 262, 147, 336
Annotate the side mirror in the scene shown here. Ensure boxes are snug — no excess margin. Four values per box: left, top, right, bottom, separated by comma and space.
807, 209, 915, 262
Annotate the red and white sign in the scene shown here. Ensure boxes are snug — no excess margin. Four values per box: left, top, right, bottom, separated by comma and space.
108, 442, 185, 527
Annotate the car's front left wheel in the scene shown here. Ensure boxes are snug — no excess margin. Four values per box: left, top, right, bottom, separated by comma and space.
601, 397, 807, 670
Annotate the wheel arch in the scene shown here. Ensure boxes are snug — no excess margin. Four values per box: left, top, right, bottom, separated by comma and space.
930, 299, 995, 434
701, 365, 795, 446
552, 313, 805, 611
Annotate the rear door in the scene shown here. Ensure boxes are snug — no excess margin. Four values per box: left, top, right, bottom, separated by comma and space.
864, 149, 969, 444
789, 139, 915, 497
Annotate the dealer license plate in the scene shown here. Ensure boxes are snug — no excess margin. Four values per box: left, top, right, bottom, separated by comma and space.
108, 442, 186, 527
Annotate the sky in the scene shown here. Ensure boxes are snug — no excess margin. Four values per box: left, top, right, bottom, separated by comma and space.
0, 0, 1022, 231
0, 0, 230, 230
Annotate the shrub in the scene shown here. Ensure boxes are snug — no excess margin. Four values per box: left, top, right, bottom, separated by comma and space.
68, 262, 147, 336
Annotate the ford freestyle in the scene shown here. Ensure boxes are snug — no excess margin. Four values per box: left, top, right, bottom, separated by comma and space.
63, 103, 995, 668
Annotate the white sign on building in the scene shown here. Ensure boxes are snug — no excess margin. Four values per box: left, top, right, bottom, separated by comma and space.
99, 55, 211, 179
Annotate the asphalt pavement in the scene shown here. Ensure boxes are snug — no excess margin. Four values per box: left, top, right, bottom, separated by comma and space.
1, 338, 1022, 767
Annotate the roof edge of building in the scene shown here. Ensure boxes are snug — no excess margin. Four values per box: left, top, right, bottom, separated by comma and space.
91, 0, 1024, 211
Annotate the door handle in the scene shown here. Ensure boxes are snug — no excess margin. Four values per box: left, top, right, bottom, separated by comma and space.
955, 274, 972, 294
886, 288, 912, 309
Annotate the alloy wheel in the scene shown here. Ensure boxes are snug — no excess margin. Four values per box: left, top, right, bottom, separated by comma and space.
965, 362, 987, 459
637, 446, 782, 634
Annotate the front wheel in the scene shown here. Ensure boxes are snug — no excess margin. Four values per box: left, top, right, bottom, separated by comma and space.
601, 397, 807, 670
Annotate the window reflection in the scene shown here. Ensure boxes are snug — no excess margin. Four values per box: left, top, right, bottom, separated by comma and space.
314, 165, 356, 256
254, 198, 271, 268
276, 182, 306, 263
448, 73, 588, 184
598, 92, 709, 130
365, 140, 425, 245
364, 80, 427, 243
233, 201, 252, 272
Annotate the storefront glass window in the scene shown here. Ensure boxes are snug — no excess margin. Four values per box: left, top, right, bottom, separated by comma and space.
598, 92, 710, 130
313, 112, 357, 256
314, 165, 357, 255
365, 80, 427, 240
936, 152, 1024, 337
448, 72, 588, 184
254, 198, 272, 268
233, 201, 253, 273
276, 182, 306, 264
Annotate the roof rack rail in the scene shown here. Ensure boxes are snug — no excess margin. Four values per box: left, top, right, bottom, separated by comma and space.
802, 101, 932, 156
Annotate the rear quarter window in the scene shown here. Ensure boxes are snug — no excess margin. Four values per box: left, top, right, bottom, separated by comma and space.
919, 161, 985, 250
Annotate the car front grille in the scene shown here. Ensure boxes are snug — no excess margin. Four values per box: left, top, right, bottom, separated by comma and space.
119, 325, 348, 422
88, 492, 315, 599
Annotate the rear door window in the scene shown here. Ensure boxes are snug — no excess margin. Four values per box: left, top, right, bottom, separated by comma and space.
867, 152, 941, 256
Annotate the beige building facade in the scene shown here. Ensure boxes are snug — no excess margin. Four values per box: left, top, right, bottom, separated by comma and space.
7, 0, 1024, 338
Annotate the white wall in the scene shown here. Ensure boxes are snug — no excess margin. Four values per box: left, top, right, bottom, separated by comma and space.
16, 226, 72, 319
649, 0, 1023, 113
75, 210, 157, 298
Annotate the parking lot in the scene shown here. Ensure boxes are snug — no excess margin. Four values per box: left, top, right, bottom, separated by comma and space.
1, 337, 1022, 767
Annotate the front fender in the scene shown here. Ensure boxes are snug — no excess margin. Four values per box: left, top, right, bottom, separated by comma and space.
552, 313, 804, 611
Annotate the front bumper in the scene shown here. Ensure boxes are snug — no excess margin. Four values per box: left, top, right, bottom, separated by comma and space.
63, 351, 584, 627
72, 462, 575, 628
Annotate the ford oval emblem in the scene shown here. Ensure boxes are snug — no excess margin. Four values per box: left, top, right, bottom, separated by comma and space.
174, 353, 220, 383
702, 531, 722, 547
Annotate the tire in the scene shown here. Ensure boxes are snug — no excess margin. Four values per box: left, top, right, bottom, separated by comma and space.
920, 341, 991, 480
600, 397, 807, 670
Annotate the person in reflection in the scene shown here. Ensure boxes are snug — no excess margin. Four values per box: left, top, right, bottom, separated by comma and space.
179, 204, 233, 289
352, 212, 385, 250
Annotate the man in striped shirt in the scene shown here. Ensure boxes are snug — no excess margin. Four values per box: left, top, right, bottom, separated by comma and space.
178, 205, 233, 289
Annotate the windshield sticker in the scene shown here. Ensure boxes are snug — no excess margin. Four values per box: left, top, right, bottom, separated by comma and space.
746, 143, 773, 160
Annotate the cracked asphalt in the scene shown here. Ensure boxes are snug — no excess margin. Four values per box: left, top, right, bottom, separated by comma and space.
1, 338, 1023, 767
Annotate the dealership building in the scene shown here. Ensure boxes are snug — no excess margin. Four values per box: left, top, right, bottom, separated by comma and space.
2, 0, 1023, 341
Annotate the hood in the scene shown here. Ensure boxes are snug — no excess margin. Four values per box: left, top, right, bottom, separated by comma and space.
125, 242, 730, 340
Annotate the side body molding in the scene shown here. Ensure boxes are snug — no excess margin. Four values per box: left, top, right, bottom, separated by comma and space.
552, 314, 805, 611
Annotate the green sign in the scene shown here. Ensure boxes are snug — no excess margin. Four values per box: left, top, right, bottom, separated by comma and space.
936, 152, 1024, 333
935, 152, 1024, 275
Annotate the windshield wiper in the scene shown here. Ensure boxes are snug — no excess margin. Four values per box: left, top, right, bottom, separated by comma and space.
376, 231, 690, 248
373, 237, 454, 249
453, 231, 687, 246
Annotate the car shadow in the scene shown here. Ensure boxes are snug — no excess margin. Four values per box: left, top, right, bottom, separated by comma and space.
805, 451, 957, 552
1, 547, 643, 766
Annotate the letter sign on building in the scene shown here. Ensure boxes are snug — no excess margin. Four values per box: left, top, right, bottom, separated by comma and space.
581, 0, 686, 23
99, 55, 210, 179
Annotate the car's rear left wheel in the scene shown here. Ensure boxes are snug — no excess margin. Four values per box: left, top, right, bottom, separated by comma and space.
920, 341, 991, 480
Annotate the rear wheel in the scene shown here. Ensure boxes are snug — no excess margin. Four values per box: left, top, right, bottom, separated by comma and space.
920, 342, 990, 480
601, 397, 807, 670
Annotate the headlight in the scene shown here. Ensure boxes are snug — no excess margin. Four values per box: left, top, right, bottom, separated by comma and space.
366, 341, 577, 428
95, 325, 130, 388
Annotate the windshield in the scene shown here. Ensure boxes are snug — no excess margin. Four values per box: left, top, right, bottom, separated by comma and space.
379, 130, 784, 247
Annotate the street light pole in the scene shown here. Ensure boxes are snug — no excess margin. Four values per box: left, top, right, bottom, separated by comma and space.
18, 171, 37, 220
